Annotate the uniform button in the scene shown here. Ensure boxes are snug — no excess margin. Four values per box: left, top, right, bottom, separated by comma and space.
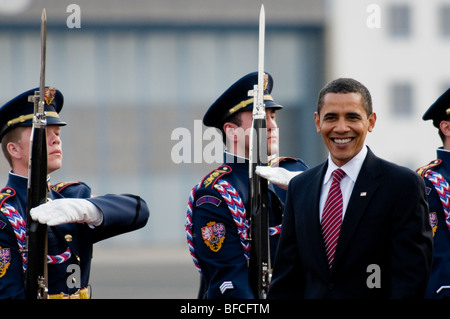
65, 234, 73, 242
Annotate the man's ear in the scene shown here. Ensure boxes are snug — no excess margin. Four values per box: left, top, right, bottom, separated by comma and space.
368, 112, 377, 133
223, 122, 238, 141
314, 112, 321, 133
6, 142, 22, 160
440, 120, 450, 138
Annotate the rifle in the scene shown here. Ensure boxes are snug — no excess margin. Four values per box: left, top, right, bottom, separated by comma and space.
248, 4, 270, 299
25, 8, 49, 299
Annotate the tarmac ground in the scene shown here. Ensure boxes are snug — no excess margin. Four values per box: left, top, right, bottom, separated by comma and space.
89, 245, 199, 299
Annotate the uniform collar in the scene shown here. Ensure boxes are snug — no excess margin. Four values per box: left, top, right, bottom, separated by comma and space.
224, 151, 248, 163
7, 170, 51, 188
437, 147, 450, 161
7, 171, 28, 191
436, 148, 450, 171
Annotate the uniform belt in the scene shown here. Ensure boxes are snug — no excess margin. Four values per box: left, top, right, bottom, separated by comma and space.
48, 287, 90, 299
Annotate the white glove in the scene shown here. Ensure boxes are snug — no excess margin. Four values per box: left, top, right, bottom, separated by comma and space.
255, 166, 303, 190
30, 198, 103, 226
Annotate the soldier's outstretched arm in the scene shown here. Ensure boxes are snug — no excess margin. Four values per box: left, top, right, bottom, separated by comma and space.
87, 194, 149, 242
31, 191, 149, 242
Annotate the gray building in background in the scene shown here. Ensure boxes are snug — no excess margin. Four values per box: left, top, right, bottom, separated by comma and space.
0, 0, 326, 246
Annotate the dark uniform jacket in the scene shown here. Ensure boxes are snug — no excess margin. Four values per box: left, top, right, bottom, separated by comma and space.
417, 148, 450, 299
0, 172, 149, 298
187, 152, 308, 299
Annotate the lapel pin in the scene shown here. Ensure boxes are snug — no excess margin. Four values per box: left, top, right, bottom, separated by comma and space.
360, 192, 367, 197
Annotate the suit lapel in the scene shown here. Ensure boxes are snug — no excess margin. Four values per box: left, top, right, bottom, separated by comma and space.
332, 149, 381, 268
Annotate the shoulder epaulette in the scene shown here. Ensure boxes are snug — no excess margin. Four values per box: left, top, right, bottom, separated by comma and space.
51, 181, 81, 193
416, 159, 442, 177
269, 156, 298, 167
0, 187, 16, 207
201, 165, 232, 188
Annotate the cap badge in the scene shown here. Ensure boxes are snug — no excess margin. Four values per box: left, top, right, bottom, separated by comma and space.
263, 73, 269, 90
44, 87, 56, 105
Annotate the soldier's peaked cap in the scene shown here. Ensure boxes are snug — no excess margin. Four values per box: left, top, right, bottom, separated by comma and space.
423, 88, 450, 128
0, 87, 66, 141
203, 72, 282, 128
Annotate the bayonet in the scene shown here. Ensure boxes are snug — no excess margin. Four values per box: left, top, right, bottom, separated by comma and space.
248, 4, 271, 299
25, 8, 49, 299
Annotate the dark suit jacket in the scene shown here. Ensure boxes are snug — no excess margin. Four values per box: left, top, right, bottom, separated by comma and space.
268, 148, 433, 299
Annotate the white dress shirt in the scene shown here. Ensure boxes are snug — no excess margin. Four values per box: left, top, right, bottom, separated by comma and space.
319, 145, 368, 221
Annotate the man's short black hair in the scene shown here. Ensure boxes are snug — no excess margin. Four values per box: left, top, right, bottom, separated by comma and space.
317, 78, 373, 116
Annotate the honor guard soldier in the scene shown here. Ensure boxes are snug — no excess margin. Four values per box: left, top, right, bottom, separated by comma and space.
417, 88, 450, 299
186, 72, 308, 298
0, 87, 149, 298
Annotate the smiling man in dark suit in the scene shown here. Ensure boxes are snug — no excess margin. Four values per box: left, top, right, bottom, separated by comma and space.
267, 78, 433, 299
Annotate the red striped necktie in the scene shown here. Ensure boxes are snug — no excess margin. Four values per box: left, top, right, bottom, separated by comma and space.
322, 168, 346, 268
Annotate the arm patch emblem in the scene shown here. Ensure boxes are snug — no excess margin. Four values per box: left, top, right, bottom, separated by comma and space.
429, 212, 438, 237
0, 247, 11, 278
201, 221, 226, 252
196, 195, 222, 207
